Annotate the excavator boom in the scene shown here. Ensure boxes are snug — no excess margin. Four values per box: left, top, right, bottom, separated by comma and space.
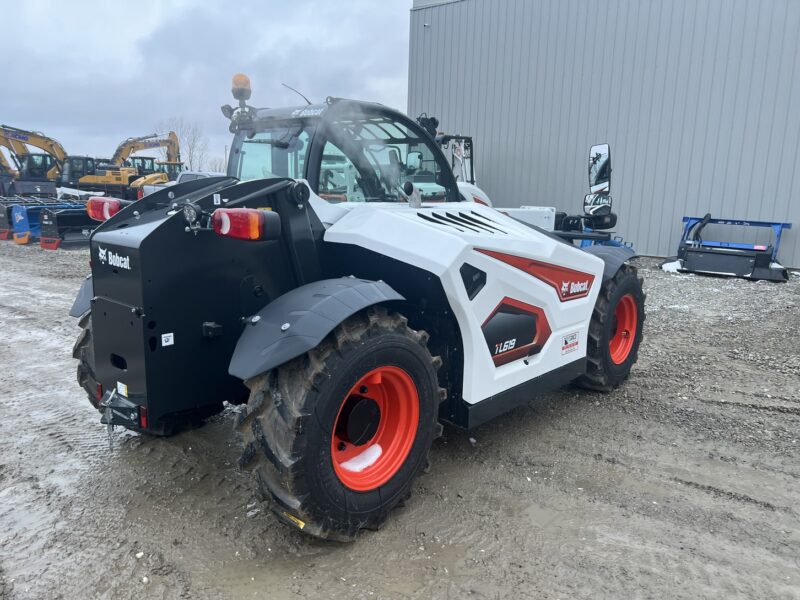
111, 131, 181, 165
0, 135, 24, 176
0, 125, 68, 167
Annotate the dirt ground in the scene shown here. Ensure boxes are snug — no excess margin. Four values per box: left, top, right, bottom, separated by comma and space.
0, 241, 798, 600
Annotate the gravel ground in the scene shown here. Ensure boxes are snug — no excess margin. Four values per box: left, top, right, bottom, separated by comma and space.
0, 242, 799, 600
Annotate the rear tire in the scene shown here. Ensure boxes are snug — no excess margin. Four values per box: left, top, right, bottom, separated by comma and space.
576, 264, 645, 392
73, 312, 100, 409
236, 307, 442, 541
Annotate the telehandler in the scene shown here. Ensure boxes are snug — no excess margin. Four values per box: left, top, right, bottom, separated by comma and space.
70, 75, 645, 541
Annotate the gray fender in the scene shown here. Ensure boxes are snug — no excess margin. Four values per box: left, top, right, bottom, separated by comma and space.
69, 275, 93, 317
229, 277, 404, 381
582, 245, 637, 281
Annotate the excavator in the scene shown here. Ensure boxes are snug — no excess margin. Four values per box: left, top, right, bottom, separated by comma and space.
126, 131, 184, 194
0, 126, 63, 196
0, 124, 145, 197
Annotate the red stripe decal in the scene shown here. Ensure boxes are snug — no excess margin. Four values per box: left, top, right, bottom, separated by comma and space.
477, 248, 595, 302
471, 195, 489, 206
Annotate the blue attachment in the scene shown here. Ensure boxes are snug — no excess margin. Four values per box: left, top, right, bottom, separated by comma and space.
680, 216, 792, 261
10, 203, 85, 239
578, 226, 634, 249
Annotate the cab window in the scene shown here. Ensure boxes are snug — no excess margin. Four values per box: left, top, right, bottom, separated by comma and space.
237, 125, 311, 181
316, 114, 454, 202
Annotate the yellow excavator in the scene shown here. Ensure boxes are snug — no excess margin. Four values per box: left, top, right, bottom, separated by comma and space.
0, 125, 65, 179
126, 131, 184, 193
0, 124, 143, 197
0, 126, 65, 195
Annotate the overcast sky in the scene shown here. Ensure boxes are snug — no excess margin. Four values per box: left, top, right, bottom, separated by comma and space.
2, 0, 412, 164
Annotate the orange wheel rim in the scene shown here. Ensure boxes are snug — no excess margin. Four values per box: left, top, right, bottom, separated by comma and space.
609, 293, 638, 365
331, 366, 419, 492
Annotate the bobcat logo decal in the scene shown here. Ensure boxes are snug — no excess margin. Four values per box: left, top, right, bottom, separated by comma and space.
97, 246, 131, 270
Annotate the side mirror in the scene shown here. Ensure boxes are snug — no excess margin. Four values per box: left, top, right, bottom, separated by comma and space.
406, 151, 423, 171
584, 193, 613, 215
588, 143, 610, 194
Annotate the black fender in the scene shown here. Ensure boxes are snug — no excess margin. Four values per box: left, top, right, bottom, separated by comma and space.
229, 277, 404, 381
69, 275, 93, 317
582, 245, 637, 281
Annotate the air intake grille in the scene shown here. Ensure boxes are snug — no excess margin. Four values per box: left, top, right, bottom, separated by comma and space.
417, 210, 507, 234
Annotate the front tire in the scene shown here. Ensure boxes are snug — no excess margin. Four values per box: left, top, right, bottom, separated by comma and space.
237, 307, 442, 541
577, 264, 645, 391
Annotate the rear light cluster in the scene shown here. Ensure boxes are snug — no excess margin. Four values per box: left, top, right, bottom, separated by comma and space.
137, 188, 144, 200
86, 197, 122, 221
212, 208, 271, 241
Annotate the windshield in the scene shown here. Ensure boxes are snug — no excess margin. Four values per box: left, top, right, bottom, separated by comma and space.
233, 121, 312, 181
18, 154, 53, 178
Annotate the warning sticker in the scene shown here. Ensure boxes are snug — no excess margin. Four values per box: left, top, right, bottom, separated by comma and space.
161, 332, 175, 347
116, 381, 128, 397
561, 332, 579, 355
213, 193, 221, 206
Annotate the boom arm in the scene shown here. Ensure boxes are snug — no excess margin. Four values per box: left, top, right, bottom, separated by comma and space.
0, 147, 16, 175
111, 131, 181, 165
0, 125, 68, 167
0, 133, 28, 174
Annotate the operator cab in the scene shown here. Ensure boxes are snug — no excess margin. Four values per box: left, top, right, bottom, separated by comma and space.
60, 156, 97, 186
17, 153, 57, 180
155, 161, 184, 181
226, 97, 460, 204
127, 156, 158, 176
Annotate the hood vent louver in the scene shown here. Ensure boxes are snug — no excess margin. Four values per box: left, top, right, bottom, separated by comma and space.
417, 209, 507, 235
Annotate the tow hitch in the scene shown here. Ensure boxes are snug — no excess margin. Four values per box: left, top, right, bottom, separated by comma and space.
99, 389, 143, 446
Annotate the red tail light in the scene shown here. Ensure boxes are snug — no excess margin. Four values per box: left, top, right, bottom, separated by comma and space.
136, 188, 144, 200
139, 406, 148, 429
212, 208, 267, 240
86, 197, 122, 221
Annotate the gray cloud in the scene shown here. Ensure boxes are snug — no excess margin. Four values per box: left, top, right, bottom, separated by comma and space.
2, 0, 411, 163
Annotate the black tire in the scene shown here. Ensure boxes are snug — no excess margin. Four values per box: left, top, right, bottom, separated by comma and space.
236, 307, 442, 541
73, 311, 100, 409
576, 263, 645, 392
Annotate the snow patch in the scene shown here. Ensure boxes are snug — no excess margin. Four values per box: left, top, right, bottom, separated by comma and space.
661, 260, 682, 273
340, 444, 383, 472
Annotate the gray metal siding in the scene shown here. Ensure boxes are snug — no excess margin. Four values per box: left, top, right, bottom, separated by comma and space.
408, 0, 800, 266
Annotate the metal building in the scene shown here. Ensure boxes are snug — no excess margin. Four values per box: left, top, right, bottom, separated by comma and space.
408, 0, 800, 266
